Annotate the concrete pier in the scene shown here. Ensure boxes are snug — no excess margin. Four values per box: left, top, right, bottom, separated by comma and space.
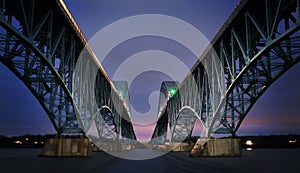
190, 138, 241, 157
39, 138, 91, 157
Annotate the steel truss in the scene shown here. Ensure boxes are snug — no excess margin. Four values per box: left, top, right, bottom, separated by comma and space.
153, 0, 300, 141
151, 81, 179, 143
0, 0, 136, 140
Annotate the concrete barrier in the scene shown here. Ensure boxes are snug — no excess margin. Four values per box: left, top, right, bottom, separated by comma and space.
39, 138, 91, 157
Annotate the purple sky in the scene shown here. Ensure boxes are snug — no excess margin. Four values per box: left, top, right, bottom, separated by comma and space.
0, 0, 300, 141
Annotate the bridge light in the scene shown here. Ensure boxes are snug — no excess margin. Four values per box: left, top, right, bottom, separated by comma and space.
169, 88, 177, 97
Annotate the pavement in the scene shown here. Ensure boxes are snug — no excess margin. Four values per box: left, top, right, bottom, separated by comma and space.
0, 148, 299, 173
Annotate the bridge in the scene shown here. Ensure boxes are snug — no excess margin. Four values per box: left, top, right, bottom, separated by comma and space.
152, 0, 300, 146
1, 0, 300, 156
0, 0, 136, 155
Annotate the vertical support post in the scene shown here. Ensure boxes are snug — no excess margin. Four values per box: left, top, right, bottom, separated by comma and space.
4, 13, 12, 59
285, 18, 291, 60
0, 0, 5, 26
24, 48, 30, 77
58, 88, 63, 135
0, 0, 5, 12
265, 0, 271, 38
230, 94, 235, 130
116, 113, 120, 151
231, 30, 236, 82
29, 0, 34, 34
245, 12, 252, 60
205, 76, 209, 138
297, 0, 300, 21
47, 11, 53, 62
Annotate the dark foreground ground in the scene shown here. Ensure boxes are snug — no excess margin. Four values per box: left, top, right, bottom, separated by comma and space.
0, 148, 299, 173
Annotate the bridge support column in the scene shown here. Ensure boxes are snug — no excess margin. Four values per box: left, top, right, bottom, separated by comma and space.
190, 138, 241, 157
39, 137, 91, 157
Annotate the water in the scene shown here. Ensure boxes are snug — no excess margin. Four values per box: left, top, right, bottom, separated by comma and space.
0, 148, 299, 173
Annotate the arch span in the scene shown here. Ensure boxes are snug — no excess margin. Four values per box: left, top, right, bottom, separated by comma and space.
0, 0, 136, 140
152, 0, 300, 141
171, 106, 202, 142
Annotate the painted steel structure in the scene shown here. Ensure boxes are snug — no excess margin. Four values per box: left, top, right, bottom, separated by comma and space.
152, 0, 300, 142
152, 81, 179, 144
0, 0, 136, 140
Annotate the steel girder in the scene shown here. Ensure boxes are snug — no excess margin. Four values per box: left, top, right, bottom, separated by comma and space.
211, 0, 300, 135
113, 81, 131, 116
157, 81, 179, 119
112, 81, 136, 140
0, 0, 82, 134
0, 0, 136, 140
152, 0, 300, 140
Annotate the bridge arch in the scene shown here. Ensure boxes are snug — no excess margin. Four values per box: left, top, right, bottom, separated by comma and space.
170, 106, 203, 142
0, 0, 83, 134
238, 64, 300, 134
0, 0, 136, 141
208, 0, 300, 135
89, 105, 118, 141
152, 0, 300, 141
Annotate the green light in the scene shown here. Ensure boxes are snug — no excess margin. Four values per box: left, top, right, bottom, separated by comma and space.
119, 91, 125, 101
169, 88, 177, 96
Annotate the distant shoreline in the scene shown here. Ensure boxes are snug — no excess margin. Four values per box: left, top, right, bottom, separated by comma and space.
1, 134, 300, 148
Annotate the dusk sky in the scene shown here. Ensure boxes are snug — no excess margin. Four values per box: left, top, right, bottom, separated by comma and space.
0, 0, 300, 141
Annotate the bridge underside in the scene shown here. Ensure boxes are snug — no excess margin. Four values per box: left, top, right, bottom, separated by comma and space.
0, 0, 82, 134
0, 0, 136, 141
152, 0, 300, 143
1, 0, 300, 153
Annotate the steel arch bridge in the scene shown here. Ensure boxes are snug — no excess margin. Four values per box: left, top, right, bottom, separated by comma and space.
0, 0, 136, 140
152, 0, 300, 142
